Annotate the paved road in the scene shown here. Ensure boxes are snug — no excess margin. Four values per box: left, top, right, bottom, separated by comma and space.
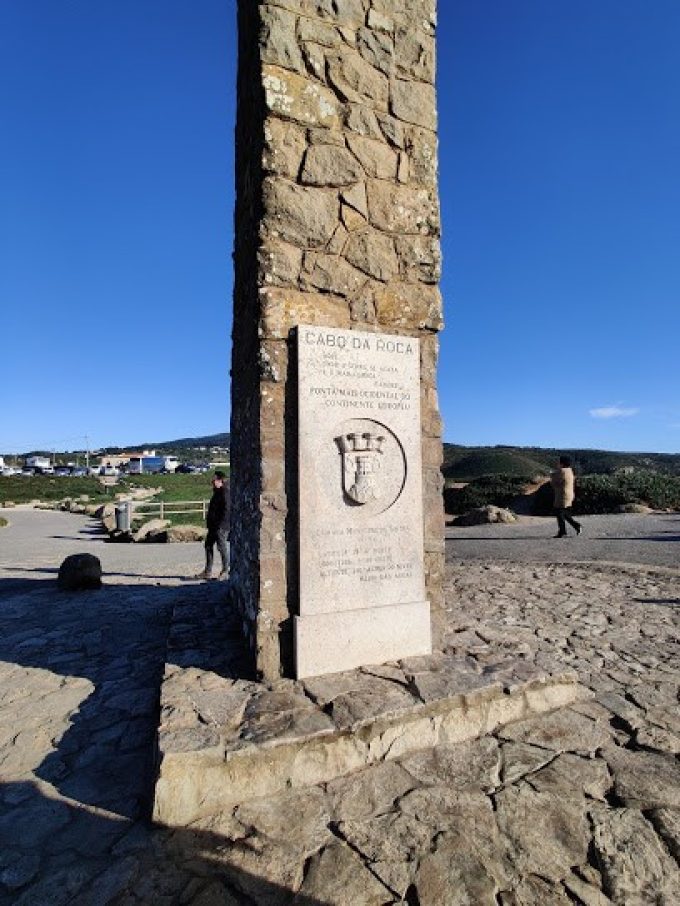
446, 512, 680, 570
0, 507, 207, 584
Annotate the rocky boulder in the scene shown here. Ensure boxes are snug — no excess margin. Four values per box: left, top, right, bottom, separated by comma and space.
133, 519, 171, 542
57, 553, 102, 591
617, 503, 653, 514
165, 524, 208, 543
452, 505, 518, 527
96, 503, 117, 533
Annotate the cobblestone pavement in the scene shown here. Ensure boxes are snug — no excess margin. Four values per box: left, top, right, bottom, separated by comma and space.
0, 510, 678, 904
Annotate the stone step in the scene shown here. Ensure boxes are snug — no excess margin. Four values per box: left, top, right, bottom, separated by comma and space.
153, 595, 588, 826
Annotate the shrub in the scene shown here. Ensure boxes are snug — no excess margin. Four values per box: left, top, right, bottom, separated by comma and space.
574, 471, 680, 514
444, 474, 530, 515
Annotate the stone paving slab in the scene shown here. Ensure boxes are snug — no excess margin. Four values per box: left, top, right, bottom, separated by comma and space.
154, 588, 584, 823
1, 510, 679, 904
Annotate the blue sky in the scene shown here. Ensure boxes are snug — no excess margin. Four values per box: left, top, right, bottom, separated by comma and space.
1, 0, 678, 455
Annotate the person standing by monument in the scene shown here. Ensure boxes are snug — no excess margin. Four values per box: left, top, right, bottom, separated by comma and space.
550, 456, 582, 538
196, 471, 230, 579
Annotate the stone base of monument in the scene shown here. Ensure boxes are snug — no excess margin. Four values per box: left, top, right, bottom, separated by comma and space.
294, 599, 432, 679
152, 595, 589, 827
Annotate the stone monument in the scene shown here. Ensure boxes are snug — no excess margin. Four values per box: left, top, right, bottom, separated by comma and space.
230, 0, 444, 680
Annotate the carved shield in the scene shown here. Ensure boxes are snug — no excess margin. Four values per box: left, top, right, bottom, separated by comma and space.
336, 432, 385, 505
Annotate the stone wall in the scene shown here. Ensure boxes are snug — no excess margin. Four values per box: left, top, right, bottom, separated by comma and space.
231, 0, 444, 680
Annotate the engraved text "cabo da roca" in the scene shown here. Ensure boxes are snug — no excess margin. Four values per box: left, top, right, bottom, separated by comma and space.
304, 331, 414, 355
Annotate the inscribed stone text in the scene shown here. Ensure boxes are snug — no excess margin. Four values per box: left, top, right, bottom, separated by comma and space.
297, 325, 426, 616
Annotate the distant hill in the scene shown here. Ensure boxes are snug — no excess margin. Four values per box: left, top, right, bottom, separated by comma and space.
142, 432, 231, 450
11, 434, 678, 476
99, 433, 231, 458
442, 444, 680, 482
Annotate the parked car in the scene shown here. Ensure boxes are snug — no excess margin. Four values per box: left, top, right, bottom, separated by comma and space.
70, 467, 87, 477
87, 466, 102, 476
100, 465, 119, 477
54, 467, 71, 477
176, 464, 200, 474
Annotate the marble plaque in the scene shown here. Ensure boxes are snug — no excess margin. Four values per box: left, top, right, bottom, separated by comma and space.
295, 325, 431, 678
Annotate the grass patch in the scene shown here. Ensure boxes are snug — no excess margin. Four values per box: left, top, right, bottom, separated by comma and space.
119, 472, 214, 502
0, 476, 112, 505
0, 516, 8, 528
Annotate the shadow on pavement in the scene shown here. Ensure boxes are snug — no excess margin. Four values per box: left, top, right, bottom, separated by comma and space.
632, 597, 679, 608
0, 575, 250, 823
0, 779, 329, 905
7, 566, 203, 582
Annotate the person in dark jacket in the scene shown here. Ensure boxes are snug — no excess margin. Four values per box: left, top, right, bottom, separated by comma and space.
196, 470, 230, 580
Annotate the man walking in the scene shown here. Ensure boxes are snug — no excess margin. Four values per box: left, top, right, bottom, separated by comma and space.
196, 470, 230, 579
550, 455, 582, 538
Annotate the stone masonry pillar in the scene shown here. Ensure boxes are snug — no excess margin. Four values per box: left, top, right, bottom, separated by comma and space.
230, 0, 444, 680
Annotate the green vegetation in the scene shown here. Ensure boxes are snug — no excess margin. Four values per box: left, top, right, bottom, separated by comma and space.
122, 472, 221, 529
0, 516, 8, 528
444, 475, 532, 515
574, 471, 680, 514
443, 449, 547, 483
119, 472, 213, 502
445, 469, 680, 516
0, 472, 220, 528
0, 476, 110, 505
442, 443, 680, 482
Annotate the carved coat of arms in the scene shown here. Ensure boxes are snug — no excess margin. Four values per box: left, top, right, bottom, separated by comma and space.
335, 432, 386, 504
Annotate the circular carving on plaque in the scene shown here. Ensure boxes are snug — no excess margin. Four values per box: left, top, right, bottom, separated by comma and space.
333, 418, 406, 516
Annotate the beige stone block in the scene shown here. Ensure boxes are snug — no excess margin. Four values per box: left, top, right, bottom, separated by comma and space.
307, 126, 345, 145
341, 203, 367, 232
421, 435, 443, 469
391, 78, 437, 130
295, 601, 432, 679
394, 26, 435, 81
341, 180, 368, 216
258, 239, 303, 289
267, 0, 366, 27
262, 178, 339, 249
373, 281, 442, 330
525, 680, 589, 714
438, 702, 488, 745
346, 133, 398, 179
301, 144, 365, 186
344, 229, 398, 281
262, 64, 341, 128
262, 117, 307, 178
377, 112, 405, 148
356, 26, 394, 77
327, 48, 389, 109
395, 235, 441, 283
420, 333, 439, 383
259, 287, 350, 338
345, 103, 384, 140
485, 693, 530, 733
365, 714, 440, 762
298, 17, 344, 48
326, 223, 349, 255
405, 125, 438, 185
260, 5, 305, 74
289, 735, 368, 788
366, 180, 439, 235
301, 40, 327, 81
301, 251, 366, 297
258, 338, 289, 383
